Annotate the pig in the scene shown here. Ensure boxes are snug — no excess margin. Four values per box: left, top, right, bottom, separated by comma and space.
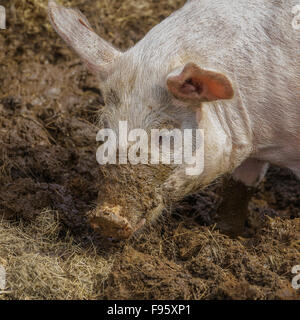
48, 0, 300, 240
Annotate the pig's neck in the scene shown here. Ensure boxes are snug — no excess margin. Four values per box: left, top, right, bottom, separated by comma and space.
196, 100, 253, 185
163, 99, 254, 198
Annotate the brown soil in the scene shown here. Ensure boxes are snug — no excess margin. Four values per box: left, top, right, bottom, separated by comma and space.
0, 0, 299, 300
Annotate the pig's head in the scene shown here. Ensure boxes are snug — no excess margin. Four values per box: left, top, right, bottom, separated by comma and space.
48, 1, 234, 240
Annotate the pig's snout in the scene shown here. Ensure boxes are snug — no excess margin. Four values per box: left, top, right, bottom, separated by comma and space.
89, 206, 133, 240
88, 205, 146, 240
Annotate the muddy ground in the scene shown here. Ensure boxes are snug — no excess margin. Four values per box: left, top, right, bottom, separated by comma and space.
0, 0, 299, 300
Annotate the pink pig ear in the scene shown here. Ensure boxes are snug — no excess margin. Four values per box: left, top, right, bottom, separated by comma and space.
48, 0, 121, 76
167, 63, 234, 103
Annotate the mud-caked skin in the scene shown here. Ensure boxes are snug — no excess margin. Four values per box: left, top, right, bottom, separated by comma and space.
48, 0, 300, 239
88, 163, 172, 239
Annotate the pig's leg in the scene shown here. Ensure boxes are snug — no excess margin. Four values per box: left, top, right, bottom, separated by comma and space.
216, 159, 269, 237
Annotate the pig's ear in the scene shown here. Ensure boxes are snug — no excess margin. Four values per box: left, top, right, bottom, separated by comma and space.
48, 0, 121, 76
167, 63, 234, 103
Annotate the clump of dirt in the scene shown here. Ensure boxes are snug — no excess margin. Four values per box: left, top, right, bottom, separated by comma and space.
105, 217, 300, 300
0, 0, 299, 300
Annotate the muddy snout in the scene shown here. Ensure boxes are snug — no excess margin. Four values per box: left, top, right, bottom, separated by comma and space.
88, 205, 146, 240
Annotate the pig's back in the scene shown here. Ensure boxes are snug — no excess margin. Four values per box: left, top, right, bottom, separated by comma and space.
186, 0, 300, 169
134, 0, 300, 168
